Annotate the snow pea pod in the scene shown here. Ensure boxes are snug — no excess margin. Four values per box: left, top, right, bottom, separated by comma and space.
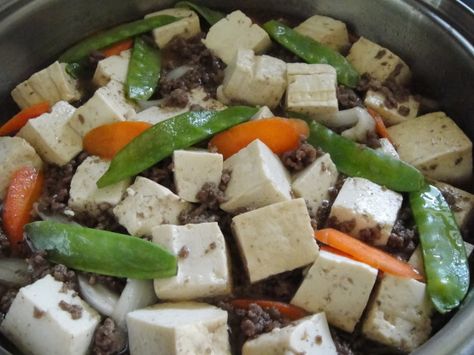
25, 221, 177, 279
306, 120, 425, 192
126, 37, 161, 101
175, 1, 225, 25
97, 106, 258, 187
410, 184, 470, 313
262, 20, 360, 88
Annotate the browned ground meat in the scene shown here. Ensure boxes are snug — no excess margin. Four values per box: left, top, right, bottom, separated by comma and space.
86, 273, 126, 294
0, 288, 18, 314
73, 203, 126, 233
92, 318, 127, 355
385, 206, 418, 260
139, 157, 175, 192
337, 85, 363, 109
281, 142, 322, 172
0, 215, 10, 257
58, 300, 83, 320
313, 176, 346, 229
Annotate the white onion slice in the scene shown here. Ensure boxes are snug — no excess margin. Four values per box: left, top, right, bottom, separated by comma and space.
164, 65, 192, 81
78, 275, 119, 317
0, 258, 30, 286
341, 108, 376, 143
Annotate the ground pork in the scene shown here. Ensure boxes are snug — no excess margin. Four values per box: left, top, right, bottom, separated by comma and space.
92, 318, 127, 355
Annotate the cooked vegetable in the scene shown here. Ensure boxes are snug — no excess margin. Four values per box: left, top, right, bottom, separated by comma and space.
126, 37, 161, 101
0, 258, 30, 286
262, 20, 359, 88
315, 228, 423, 281
83, 121, 152, 159
319, 245, 353, 259
367, 108, 393, 143
25, 221, 177, 279
209, 117, 309, 159
3, 167, 44, 255
175, 1, 225, 25
230, 299, 308, 320
77, 274, 119, 317
409, 184, 470, 313
306, 120, 425, 192
0, 102, 50, 136
101, 38, 133, 57
97, 106, 258, 187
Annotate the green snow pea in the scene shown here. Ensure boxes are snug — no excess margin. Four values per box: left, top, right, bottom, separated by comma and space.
175, 1, 225, 25
262, 20, 360, 88
410, 184, 470, 313
25, 221, 177, 279
97, 106, 258, 187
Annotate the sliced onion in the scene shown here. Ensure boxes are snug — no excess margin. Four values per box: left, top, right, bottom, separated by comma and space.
164, 65, 192, 81
78, 275, 119, 317
111, 279, 157, 329
137, 99, 163, 111
0, 258, 30, 286
316, 107, 362, 128
34, 204, 80, 226
341, 108, 376, 143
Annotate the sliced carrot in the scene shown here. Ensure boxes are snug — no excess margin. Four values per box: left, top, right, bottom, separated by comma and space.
367, 108, 393, 143
0, 102, 50, 136
319, 245, 353, 259
230, 299, 308, 320
83, 121, 152, 160
315, 228, 423, 281
101, 38, 134, 57
209, 117, 309, 159
3, 167, 44, 255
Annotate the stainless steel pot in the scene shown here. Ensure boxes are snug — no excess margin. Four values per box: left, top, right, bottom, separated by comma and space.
0, 1, 472, 354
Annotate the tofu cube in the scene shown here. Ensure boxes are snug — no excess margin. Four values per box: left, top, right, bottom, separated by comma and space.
68, 156, 131, 216
17, 101, 82, 166
292, 153, 339, 216
232, 198, 319, 283
218, 49, 286, 109
0, 275, 100, 355
11, 81, 44, 109
127, 302, 230, 355
145, 8, 201, 48
93, 50, 131, 86
243, 313, 337, 355
388, 112, 472, 185
328, 177, 403, 246
220, 139, 292, 212
69, 80, 136, 137
376, 138, 399, 159
364, 90, 419, 126
203, 10, 271, 65
173, 150, 223, 203
347, 37, 411, 85
286, 63, 338, 117
0, 136, 43, 199
28, 66, 63, 104
251, 106, 274, 120
362, 274, 433, 352
48, 62, 82, 103
152, 223, 231, 300
291, 250, 378, 333
294, 15, 349, 53
113, 177, 190, 237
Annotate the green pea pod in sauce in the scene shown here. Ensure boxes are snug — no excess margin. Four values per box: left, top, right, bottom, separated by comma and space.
126, 37, 161, 101
25, 221, 177, 279
306, 120, 425, 192
410, 184, 470, 313
262, 20, 360, 88
97, 106, 258, 187
175, 1, 225, 25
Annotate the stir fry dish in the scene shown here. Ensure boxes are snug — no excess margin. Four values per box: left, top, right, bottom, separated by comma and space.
0, 3, 472, 355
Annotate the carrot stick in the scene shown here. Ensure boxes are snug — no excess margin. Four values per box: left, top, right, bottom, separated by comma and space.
83, 121, 152, 160
101, 38, 134, 57
315, 228, 423, 281
367, 108, 393, 143
209, 117, 309, 159
2, 167, 44, 255
230, 299, 308, 320
0, 102, 50, 136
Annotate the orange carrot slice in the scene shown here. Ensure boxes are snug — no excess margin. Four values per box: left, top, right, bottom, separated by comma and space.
101, 38, 134, 57
0, 102, 50, 136
367, 108, 393, 143
315, 228, 423, 281
209, 117, 309, 159
230, 299, 308, 320
83, 121, 152, 160
3, 167, 44, 255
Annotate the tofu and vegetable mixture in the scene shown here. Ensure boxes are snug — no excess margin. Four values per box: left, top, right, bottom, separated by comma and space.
0, 3, 473, 355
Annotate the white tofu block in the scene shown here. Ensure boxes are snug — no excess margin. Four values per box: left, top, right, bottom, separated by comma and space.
113, 177, 190, 237
387, 111, 473, 185
292, 153, 339, 215
68, 156, 131, 216
286, 63, 338, 117
0, 275, 100, 355
93, 50, 131, 86
218, 49, 286, 109
152, 223, 231, 300
251, 106, 274, 120
364, 90, 419, 126
329, 177, 403, 246
221, 139, 292, 212
203, 10, 272, 65
243, 313, 337, 355
362, 274, 433, 352
48, 62, 82, 103
28, 67, 62, 104
11, 81, 44, 109
17, 101, 82, 166
347, 37, 411, 85
127, 302, 230, 355
292, 250, 378, 333
145, 8, 201, 48
232, 198, 318, 283
0, 136, 43, 199
376, 138, 399, 159
294, 15, 349, 52
69, 80, 136, 137
173, 150, 223, 203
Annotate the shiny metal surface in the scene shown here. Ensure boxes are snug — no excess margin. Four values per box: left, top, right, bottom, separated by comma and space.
0, 1, 472, 354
